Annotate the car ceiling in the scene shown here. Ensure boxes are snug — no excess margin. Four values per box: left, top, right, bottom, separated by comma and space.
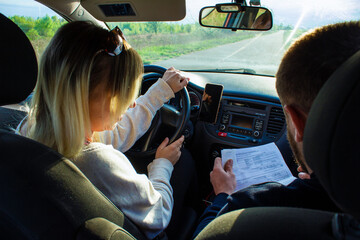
36, 0, 186, 24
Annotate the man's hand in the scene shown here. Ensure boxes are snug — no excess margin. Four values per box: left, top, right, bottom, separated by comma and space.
297, 166, 311, 180
162, 67, 189, 93
210, 157, 236, 195
155, 136, 184, 165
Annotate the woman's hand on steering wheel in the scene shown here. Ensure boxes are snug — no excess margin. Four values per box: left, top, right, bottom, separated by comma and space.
163, 67, 190, 93
125, 65, 190, 158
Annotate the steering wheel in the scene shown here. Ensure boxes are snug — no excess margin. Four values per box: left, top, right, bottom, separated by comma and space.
126, 65, 190, 159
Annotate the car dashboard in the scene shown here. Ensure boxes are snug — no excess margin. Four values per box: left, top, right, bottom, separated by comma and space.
181, 71, 296, 194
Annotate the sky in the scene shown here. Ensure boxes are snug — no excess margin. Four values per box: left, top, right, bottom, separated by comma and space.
0, 1, 58, 17
0, 0, 359, 28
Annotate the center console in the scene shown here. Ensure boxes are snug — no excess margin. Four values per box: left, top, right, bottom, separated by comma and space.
204, 96, 286, 145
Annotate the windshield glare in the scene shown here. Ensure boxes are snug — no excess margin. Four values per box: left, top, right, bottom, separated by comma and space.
108, 0, 360, 76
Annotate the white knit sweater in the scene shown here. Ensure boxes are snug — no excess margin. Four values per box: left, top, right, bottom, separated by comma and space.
73, 78, 175, 239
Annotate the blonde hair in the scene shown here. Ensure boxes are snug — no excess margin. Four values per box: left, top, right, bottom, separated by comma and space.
26, 21, 143, 158
276, 21, 360, 112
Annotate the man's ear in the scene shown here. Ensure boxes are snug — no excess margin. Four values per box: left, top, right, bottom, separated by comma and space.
284, 105, 307, 142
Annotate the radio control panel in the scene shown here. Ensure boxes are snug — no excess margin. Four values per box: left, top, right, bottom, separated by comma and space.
205, 96, 286, 145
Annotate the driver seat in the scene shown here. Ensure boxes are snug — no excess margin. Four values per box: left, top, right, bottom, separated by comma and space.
0, 13, 147, 240
195, 49, 360, 238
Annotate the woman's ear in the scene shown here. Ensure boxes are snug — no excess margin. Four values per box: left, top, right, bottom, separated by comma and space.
283, 105, 308, 142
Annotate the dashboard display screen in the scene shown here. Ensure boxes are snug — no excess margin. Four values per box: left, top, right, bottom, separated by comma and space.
231, 115, 253, 129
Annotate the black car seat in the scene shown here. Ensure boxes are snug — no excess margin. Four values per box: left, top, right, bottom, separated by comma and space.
0, 13, 147, 240
195, 51, 360, 239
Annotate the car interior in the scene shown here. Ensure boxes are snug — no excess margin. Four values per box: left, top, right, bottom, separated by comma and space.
0, 0, 360, 239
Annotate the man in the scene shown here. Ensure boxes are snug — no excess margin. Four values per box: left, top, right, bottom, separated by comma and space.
193, 21, 360, 237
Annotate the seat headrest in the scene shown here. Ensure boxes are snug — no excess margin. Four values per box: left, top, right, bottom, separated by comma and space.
0, 13, 37, 106
304, 50, 360, 220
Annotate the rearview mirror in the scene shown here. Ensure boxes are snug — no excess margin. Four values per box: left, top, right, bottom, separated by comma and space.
199, 4, 272, 31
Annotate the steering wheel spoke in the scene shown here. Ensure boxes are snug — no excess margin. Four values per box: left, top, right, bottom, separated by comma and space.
161, 104, 181, 128
141, 113, 162, 152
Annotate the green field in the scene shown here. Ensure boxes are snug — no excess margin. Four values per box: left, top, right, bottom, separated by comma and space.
127, 31, 259, 64
11, 15, 303, 64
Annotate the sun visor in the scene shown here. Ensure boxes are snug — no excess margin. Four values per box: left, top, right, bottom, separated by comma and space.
81, 0, 186, 21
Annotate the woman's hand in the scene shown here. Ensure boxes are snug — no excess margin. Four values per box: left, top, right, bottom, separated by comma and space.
162, 67, 189, 93
155, 135, 185, 165
210, 157, 236, 195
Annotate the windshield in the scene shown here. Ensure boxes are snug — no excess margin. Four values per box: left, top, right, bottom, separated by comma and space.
2, 0, 359, 77
107, 0, 360, 76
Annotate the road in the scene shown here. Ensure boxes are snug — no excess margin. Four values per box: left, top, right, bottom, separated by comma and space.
154, 31, 287, 76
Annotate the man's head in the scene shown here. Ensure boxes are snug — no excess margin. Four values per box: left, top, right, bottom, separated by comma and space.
276, 21, 360, 173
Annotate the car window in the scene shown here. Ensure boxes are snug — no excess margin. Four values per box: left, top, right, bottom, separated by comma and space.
0, 0, 66, 60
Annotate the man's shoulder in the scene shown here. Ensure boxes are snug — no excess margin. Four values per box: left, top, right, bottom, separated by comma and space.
225, 177, 334, 211
229, 181, 293, 206
233, 175, 323, 196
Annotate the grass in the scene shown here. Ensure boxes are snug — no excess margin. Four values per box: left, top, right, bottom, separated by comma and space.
29, 37, 52, 60
29, 31, 260, 64
281, 28, 308, 49
133, 32, 259, 64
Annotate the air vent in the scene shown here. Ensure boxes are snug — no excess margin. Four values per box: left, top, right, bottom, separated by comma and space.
228, 100, 266, 110
267, 107, 285, 135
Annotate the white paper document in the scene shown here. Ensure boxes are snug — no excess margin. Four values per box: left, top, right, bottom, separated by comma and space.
221, 142, 296, 192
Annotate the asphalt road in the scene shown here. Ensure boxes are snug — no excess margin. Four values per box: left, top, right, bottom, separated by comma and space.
154, 31, 286, 76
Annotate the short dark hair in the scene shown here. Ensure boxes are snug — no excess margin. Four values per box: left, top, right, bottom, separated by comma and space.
276, 21, 360, 112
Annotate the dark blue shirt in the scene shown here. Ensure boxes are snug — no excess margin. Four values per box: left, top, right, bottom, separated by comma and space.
193, 174, 340, 238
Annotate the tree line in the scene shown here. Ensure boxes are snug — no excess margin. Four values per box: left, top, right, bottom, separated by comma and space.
11, 15, 202, 41
11, 14, 297, 41
10, 15, 66, 40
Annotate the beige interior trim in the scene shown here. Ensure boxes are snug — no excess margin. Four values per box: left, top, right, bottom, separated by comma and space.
35, 0, 107, 28
81, 0, 186, 22
36, 0, 81, 16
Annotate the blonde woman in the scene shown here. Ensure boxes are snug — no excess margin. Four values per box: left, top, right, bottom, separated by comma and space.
19, 21, 190, 239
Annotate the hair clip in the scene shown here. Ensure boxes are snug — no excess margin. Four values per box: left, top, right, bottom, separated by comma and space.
105, 26, 125, 56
